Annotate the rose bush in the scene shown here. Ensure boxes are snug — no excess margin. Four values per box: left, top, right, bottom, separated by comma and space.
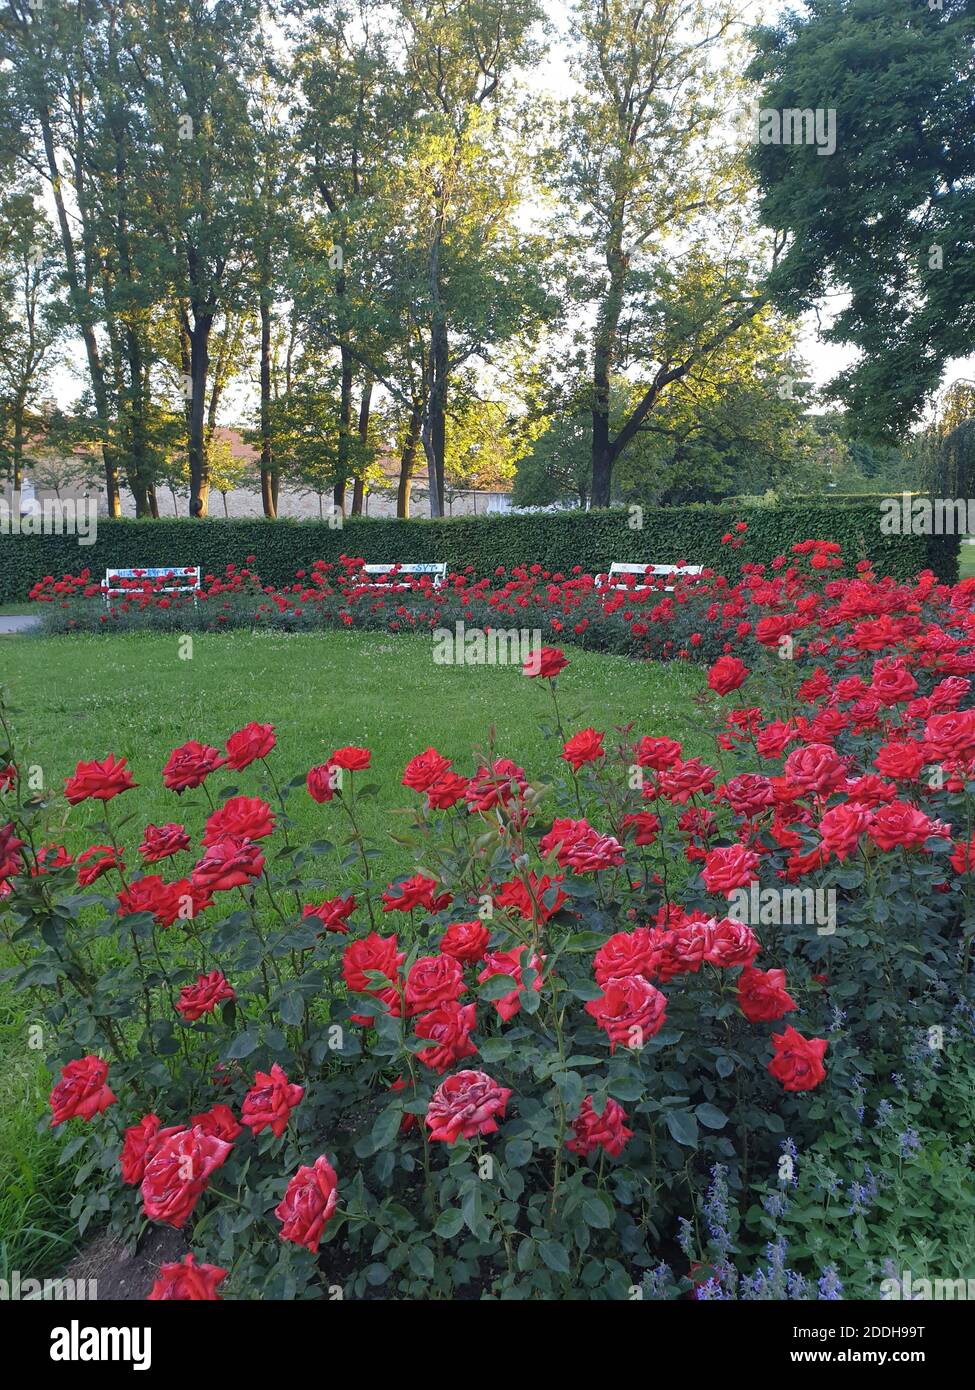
3, 538, 975, 1298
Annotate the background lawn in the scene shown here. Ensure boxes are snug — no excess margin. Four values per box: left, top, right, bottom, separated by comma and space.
0, 627, 708, 1276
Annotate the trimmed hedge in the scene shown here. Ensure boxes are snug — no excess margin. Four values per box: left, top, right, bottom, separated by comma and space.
0, 503, 959, 602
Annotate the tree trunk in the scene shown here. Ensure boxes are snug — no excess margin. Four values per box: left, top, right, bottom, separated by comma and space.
334, 345, 354, 517
259, 293, 276, 517
351, 379, 372, 516
397, 402, 422, 518
187, 320, 212, 517
590, 216, 628, 508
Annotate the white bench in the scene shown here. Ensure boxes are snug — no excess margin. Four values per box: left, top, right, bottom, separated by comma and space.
104, 566, 201, 603
595, 561, 704, 593
359, 562, 447, 591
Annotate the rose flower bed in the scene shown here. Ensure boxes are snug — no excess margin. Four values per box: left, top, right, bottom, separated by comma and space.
4, 540, 975, 1299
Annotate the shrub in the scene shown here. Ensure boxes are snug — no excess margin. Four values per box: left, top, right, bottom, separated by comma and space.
4, 540, 975, 1299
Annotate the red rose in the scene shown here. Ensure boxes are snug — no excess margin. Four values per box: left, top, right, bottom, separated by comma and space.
415, 1000, 478, 1072
707, 656, 749, 696
188, 1104, 243, 1143
635, 736, 683, 770
705, 917, 760, 968
148, 1253, 228, 1301
585, 975, 667, 1052
868, 801, 935, 852
477, 945, 543, 1021
76, 844, 123, 887
139, 822, 191, 863
330, 745, 371, 770
524, 645, 568, 679
561, 727, 605, 771
870, 665, 918, 705
275, 1155, 340, 1252
538, 818, 625, 872
439, 919, 491, 962
0, 822, 24, 881
342, 931, 405, 993
719, 774, 775, 820
176, 970, 236, 1022
119, 1114, 181, 1185
737, 965, 797, 1023
783, 743, 848, 796
493, 872, 566, 922
873, 739, 925, 781
818, 802, 870, 861
64, 754, 136, 804
402, 747, 452, 792
566, 1096, 633, 1158
701, 844, 760, 894
225, 721, 276, 770
622, 811, 662, 846
141, 1125, 233, 1228
426, 771, 469, 809
464, 758, 528, 813
593, 929, 659, 987
425, 1069, 512, 1143
303, 893, 356, 934
768, 1026, 828, 1092
191, 836, 264, 892
307, 761, 339, 803
405, 953, 466, 1015
162, 740, 225, 793
203, 795, 275, 845
49, 1055, 117, 1126
656, 758, 718, 804
951, 837, 975, 873
381, 873, 450, 914
241, 1063, 304, 1138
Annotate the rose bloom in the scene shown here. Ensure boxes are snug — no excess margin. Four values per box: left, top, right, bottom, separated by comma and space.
191, 835, 264, 892
49, 1055, 117, 1126
538, 818, 625, 873
276, 1155, 340, 1252
566, 1096, 633, 1158
203, 795, 275, 845
303, 893, 356, 934
119, 1114, 182, 1185
439, 919, 491, 963
478, 946, 543, 1021
405, 953, 466, 1015
873, 739, 925, 781
593, 929, 659, 987
868, 801, 935, 852
622, 810, 662, 846
117, 874, 180, 924
737, 965, 797, 1023
148, 1253, 228, 1301
561, 727, 605, 771
0, 822, 24, 881
306, 761, 338, 803
707, 655, 750, 696
141, 1125, 233, 1228
381, 872, 450, 914
705, 917, 760, 968
652, 917, 715, 982
464, 757, 528, 813
75, 844, 123, 887
493, 872, 566, 922
950, 836, 975, 874
64, 754, 136, 805
656, 758, 718, 804
241, 1063, 305, 1138
870, 664, 918, 705
139, 822, 191, 863
189, 1104, 243, 1143
719, 774, 775, 820
784, 742, 848, 796
330, 745, 371, 771
767, 1026, 828, 1093
524, 645, 568, 679
342, 931, 405, 992
701, 844, 760, 894
923, 710, 975, 761
426, 771, 469, 809
818, 802, 871, 861
585, 974, 667, 1053
415, 1000, 478, 1072
176, 970, 236, 1022
635, 736, 683, 770
162, 740, 225, 793
225, 721, 276, 770
425, 1069, 512, 1143
402, 746, 452, 792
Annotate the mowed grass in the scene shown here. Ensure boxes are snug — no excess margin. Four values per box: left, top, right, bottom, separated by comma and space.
0, 627, 707, 1276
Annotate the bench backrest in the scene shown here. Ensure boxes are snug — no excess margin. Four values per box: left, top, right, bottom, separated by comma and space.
104, 566, 201, 597
360, 562, 447, 590
595, 561, 704, 591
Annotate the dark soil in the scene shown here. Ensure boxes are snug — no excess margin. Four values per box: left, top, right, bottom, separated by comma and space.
61, 1227, 187, 1300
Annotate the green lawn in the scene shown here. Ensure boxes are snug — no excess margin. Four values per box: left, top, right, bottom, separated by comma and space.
0, 627, 707, 1275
